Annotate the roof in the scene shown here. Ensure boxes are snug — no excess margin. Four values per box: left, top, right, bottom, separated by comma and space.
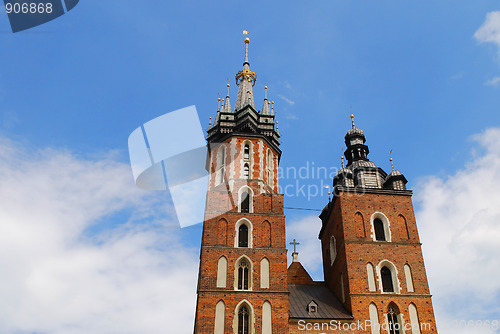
287, 262, 314, 285
288, 284, 353, 320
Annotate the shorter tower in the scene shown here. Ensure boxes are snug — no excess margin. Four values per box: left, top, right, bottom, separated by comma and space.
318, 115, 438, 333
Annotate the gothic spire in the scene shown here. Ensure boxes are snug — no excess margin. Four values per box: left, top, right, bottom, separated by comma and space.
223, 83, 232, 112
234, 37, 256, 111
262, 86, 270, 115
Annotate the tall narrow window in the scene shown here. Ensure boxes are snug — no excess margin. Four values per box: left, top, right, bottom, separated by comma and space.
381, 266, 394, 292
369, 303, 381, 334
244, 144, 250, 160
267, 150, 273, 187
244, 164, 250, 179
408, 303, 421, 334
217, 257, 227, 288
219, 147, 226, 184
260, 258, 270, 289
387, 306, 401, 334
366, 263, 376, 292
214, 300, 225, 334
262, 301, 272, 334
238, 224, 249, 248
374, 218, 386, 241
237, 260, 249, 290
241, 190, 250, 213
330, 236, 337, 265
404, 264, 414, 292
238, 305, 250, 334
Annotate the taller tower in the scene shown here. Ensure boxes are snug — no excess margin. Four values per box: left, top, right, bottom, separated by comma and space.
193, 38, 289, 334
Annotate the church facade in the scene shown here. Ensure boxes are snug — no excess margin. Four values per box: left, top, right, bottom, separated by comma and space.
193, 38, 438, 334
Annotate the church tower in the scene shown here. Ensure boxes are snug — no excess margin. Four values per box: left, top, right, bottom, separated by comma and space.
318, 115, 438, 333
193, 37, 289, 334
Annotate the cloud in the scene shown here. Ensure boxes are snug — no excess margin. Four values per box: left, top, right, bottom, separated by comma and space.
0, 137, 198, 334
286, 114, 299, 120
277, 94, 296, 106
485, 76, 500, 86
474, 11, 500, 54
415, 127, 500, 333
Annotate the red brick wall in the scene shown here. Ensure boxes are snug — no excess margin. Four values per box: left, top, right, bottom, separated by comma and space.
194, 136, 289, 334
319, 191, 438, 333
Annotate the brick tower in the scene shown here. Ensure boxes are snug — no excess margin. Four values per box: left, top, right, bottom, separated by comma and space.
316, 115, 438, 333
193, 37, 289, 334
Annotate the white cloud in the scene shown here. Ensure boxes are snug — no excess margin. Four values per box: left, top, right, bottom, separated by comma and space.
0, 137, 198, 334
485, 76, 500, 86
474, 11, 500, 54
277, 94, 296, 106
415, 127, 500, 333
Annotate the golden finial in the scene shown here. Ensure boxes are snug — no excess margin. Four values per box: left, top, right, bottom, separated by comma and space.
350, 114, 355, 128
341, 156, 345, 168
217, 97, 221, 111
390, 157, 395, 171
265, 85, 268, 89
208, 116, 212, 128
244, 37, 250, 44
264, 86, 268, 100
226, 83, 230, 97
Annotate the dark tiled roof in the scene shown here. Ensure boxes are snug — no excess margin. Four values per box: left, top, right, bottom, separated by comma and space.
289, 284, 353, 320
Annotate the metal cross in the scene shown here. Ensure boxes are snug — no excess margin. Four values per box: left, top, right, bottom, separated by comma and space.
290, 239, 300, 253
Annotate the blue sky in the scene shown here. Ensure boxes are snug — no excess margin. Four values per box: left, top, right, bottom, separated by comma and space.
1, 1, 500, 333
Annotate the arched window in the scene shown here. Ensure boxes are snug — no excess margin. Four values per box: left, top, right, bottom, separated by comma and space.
244, 144, 250, 160
238, 305, 250, 334
267, 149, 273, 187
214, 300, 225, 334
368, 303, 381, 334
381, 266, 394, 292
260, 258, 270, 289
239, 224, 249, 248
404, 264, 415, 292
217, 257, 227, 288
241, 189, 250, 213
244, 164, 250, 179
218, 146, 226, 184
262, 301, 272, 334
374, 218, 386, 241
408, 303, 421, 334
330, 236, 337, 265
238, 260, 250, 290
387, 305, 401, 334
366, 263, 376, 292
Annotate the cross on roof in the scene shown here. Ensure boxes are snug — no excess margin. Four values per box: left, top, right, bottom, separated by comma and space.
290, 239, 300, 253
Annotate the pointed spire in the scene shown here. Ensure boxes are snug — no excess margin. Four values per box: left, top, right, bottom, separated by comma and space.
223, 84, 232, 112
390, 158, 395, 172
262, 86, 270, 115
341, 156, 345, 168
208, 116, 212, 129
276, 120, 280, 136
270, 101, 275, 116
217, 97, 221, 111
235, 37, 257, 111
350, 114, 355, 128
